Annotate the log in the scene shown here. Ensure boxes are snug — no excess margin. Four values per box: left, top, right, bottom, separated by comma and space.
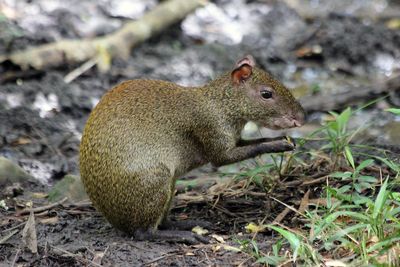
0, 0, 206, 70
300, 73, 400, 112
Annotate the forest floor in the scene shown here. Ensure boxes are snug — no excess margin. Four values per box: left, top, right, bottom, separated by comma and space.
1, 0, 399, 266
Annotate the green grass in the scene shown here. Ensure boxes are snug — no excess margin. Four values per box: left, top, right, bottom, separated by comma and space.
232, 107, 400, 266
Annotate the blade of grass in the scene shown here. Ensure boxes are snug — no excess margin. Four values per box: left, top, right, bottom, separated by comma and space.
344, 145, 355, 169
373, 178, 389, 220
267, 225, 301, 261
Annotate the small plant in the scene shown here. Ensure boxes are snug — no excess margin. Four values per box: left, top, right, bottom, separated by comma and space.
318, 107, 366, 168
386, 108, 400, 115
256, 240, 286, 265
230, 103, 400, 265
235, 238, 264, 261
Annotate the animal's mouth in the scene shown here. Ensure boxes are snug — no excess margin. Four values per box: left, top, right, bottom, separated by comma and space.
265, 117, 304, 130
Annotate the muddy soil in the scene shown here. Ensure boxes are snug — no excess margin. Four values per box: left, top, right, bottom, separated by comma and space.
1, 0, 400, 265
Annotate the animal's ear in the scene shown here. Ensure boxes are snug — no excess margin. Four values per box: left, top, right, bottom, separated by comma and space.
231, 55, 256, 85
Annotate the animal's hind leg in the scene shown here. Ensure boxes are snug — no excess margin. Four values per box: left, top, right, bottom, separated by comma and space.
154, 175, 176, 229
157, 177, 212, 232
133, 170, 209, 243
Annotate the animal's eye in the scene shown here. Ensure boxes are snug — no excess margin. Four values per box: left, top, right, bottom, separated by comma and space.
260, 89, 273, 99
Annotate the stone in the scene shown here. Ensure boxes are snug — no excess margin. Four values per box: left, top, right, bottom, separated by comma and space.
48, 174, 88, 203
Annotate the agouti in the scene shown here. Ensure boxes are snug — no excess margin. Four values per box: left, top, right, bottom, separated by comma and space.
79, 55, 305, 242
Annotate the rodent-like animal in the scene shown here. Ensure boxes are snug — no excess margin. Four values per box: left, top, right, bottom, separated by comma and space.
79, 55, 305, 238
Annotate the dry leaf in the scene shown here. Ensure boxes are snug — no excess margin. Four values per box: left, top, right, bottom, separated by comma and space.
211, 234, 225, 243
96, 45, 111, 73
212, 245, 221, 252
245, 222, 266, 234
25, 201, 33, 208
273, 207, 291, 224
32, 192, 48, 199
295, 45, 322, 58
39, 217, 59, 225
192, 226, 208, 236
325, 259, 347, 266
12, 137, 31, 146
22, 211, 38, 253
93, 251, 106, 265
298, 190, 310, 214
222, 245, 241, 252
387, 19, 400, 29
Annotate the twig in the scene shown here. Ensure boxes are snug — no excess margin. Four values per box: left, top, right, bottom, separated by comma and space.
65, 200, 93, 208
270, 197, 306, 218
298, 190, 310, 214
2, 222, 26, 233
0, 229, 19, 244
17, 197, 68, 216
65, 210, 99, 215
202, 250, 212, 265
244, 191, 266, 197
92, 245, 109, 265
144, 250, 180, 265
212, 204, 243, 218
51, 245, 103, 267
301, 176, 328, 186
238, 256, 253, 267
11, 248, 20, 267
64, 58, 98, 83
272, 207, 291, 224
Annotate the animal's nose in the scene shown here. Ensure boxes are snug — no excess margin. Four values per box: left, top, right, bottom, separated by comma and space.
293, 120, 302, 127
292, 110, 306, 127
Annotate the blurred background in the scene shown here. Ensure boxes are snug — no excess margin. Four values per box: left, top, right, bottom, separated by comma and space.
0, 0, 399, 181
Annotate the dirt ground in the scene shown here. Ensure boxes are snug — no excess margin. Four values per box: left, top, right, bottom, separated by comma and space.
0, 175, 314, 266
1, 0, 400, 266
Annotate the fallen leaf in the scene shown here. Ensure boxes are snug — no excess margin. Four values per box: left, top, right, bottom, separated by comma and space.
222, 245, 241, 252
324, 259, 347, 266
245, 222, 266, 234
212, 245, 221, 252
12, 137, 31, 146
96, 45, 111, 73
32, 192, 48, 199
211, 234, 225, 243
298, 190, 310, 214
387, 19, 400, 29
295, 45, 322, 58
93, 251, 106, 265
25, 200, 33, 208
192, 226, 208, 236
39, 217, 59, 225
22, 211, 38, 253
273, 207, 291, 224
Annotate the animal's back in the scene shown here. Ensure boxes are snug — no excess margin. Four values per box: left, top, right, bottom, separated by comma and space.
79, 79, 205, 232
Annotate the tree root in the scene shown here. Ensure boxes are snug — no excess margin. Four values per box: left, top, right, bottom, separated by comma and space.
0, 0, 205, 70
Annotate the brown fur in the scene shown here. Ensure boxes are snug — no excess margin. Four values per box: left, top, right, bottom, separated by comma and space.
79, 58, 305, 234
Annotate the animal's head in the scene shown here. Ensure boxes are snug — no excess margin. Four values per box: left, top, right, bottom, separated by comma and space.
230, 55, 305, 129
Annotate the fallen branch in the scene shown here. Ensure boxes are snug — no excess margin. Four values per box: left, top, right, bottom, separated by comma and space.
11, 248, 20, 267
272, 207, 291, 224
0, 0, 205, 70
301, 73, 400, 111
64, 58, 98, 83
51, 245, 102, 267
17, 197, 68, 216
0, 229, 19, 245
